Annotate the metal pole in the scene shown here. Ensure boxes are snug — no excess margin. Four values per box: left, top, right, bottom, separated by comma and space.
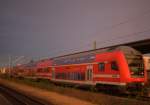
8, 55, 11, 77
93, 41, 96, 50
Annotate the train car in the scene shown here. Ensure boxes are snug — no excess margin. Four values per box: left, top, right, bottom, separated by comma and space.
8, 46, 147, 92
11, 61, 37, 78
36, 59, 53, 79
11, 65, 26, 77
50, 46, 147, 90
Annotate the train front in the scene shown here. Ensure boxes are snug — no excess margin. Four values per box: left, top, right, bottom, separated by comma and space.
119, 46, 147, 90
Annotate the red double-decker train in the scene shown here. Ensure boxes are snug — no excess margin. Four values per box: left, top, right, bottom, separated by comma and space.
11, 46, 147, 91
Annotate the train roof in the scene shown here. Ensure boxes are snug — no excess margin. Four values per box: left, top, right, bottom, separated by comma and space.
51, 46, 141, 61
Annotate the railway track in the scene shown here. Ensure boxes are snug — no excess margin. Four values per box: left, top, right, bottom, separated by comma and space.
0, 85, 51, 105
138, 96, 150, 101
107, 91, 150, 102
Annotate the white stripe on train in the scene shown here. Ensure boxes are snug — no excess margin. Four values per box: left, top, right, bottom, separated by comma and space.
48, 62, 99, 67
93, 74, 120, 78
51, 79, 126, 86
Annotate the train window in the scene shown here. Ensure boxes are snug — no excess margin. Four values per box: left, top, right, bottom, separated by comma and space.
111, 61, 118, 71
37, 68, 42, 72
78, 73, 81, 80
70, 72, 73, 80
80, 73, 84, 80
44, 68, 49, 72
74, 72, 77, 80
149, 59, 150, 63
68, 72, 70, 80
73, 72, 75, 80
99, 63, 105, 71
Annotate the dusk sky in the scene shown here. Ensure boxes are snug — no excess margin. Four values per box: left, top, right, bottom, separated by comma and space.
0, 0, 150, 66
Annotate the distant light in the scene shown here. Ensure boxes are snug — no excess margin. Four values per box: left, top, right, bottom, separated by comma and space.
17, 64, 21, 66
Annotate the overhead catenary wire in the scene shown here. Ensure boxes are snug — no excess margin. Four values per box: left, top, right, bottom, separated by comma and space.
38, 9, 150, 60
96, 27, 150, 45
48, 26, 150, 57
38, 28, 150, 60
46, 27, 150, 59
96, 8, 150, 34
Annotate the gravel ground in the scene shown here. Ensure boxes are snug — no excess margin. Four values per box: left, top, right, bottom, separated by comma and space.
0, 78, 149, 105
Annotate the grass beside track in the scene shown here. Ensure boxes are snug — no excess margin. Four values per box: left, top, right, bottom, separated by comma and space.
0, 74, 149, 105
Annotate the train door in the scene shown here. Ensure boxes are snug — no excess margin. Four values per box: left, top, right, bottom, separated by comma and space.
52, 67, 55, 79
86, 65, 93, 81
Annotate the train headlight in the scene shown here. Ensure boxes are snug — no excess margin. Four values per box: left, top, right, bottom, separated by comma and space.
141, 82, 145, 86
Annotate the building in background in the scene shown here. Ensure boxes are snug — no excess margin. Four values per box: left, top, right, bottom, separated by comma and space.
0, 67, 6, 74
143, 56, 150, 80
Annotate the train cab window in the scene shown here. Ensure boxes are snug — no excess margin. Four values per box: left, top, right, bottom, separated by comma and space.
111, 61, 118, 71
98, 63, 105, 71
